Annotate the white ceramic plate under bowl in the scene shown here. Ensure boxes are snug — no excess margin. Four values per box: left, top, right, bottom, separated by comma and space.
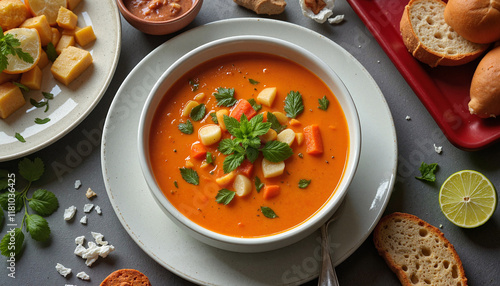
0, 0, 121, 162
102, 18, 397, 285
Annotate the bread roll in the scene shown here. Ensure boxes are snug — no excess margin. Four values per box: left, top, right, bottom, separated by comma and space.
400, 0, 489, 67
468, 46, 500, 118
444, 0, 500, 44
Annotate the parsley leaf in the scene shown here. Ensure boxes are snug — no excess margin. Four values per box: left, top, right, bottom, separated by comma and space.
249, 79, 259, 85
28, 189, 59, 216
18, 157, 44, 182
254, 177, 264, 193
214, 87, 237, 107
26, 214, 50, 241
260, 141, 294, 163
179, 168, 199, 185
0, 228, 24, 256
15, 133, 25, 143
284, 91, 304, 118
34, 118, 50, 124
248, 98, 262, 111
318, 95, 329, 110
190, 103, 206, 121
178, 120, 194, 134
261, 206, 278, 218
415, 162, 439, 182
298, 179, 311, 189
266, 112, 286, 133
209, 112, 218, 124
215, 189, 235, 205
223, 153, 245, 174
0, 28, 34, 71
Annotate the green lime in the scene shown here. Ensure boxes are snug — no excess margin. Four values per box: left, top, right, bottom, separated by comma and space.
439, 170, 497, 228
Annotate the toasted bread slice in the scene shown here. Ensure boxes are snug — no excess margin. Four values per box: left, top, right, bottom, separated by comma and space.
400, 0, 489, 67
373, 212, 468, 286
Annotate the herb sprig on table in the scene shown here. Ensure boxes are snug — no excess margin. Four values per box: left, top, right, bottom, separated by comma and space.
218, 114, 293, 173
0, 27, 34, 71
0, 158, 59, 257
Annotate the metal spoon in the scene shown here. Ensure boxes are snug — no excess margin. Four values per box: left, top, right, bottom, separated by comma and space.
318, 201, 346, 286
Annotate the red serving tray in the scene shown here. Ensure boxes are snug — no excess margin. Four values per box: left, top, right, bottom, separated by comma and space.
346, 0, 500, 151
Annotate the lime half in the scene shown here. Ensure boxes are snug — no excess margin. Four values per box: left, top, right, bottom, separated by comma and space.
439, 170, 497, 228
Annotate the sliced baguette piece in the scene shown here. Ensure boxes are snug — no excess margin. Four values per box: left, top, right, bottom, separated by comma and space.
373, 212, 468, 286
400, 0, 489, 67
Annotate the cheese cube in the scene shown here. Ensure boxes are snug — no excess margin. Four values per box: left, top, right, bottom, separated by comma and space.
74, 26, 96, 47
56, 7, 78, 30
51, 27, 61, 46
0, 0, 30, 31
67, 0, 83, 10
20, 65, 43, 90
55, 34, 75, 54
51, 46, 93, 86
37, 49, 49, 69
0, 72, 19, 85
20, 15, 52, 46
0, 82, 25, 119
257, 87, 277, 107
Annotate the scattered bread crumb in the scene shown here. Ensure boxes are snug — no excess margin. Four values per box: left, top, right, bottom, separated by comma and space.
433, 144, 443, 154
75, 180, 82, 189
328, 14, 344, 24
405, 115, 411, 120
299, 0, 335, 23
86, 187, 97, 199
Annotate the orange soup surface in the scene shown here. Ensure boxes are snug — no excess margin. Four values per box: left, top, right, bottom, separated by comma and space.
125, 0, 192, 21
149, 52, 350, 238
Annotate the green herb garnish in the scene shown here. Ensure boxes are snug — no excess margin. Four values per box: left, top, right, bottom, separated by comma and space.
218, 114, 293, 173
209, 112, 218, 124
189, 79, 199, 91
34, 118, 50, 124
206, 152, 213, 164
174, 181, 178, 188
0, 158, 59, 257
179, 167, 199, 185
266, 112, 286, 133
298, 179, 311, 189
178, 119, 194, 134
30, 92, 54, 112
13, 82, 29, 92
214, 87, 237, 107
261, 206, 278, 218
215, 189, 236, 205
0, 27, 34, 71
45, 42, 58, 62
318, 95, 329, 111
190, 103, 206, 121
249, 79, 259, 85
15, 133, 25, 143
415, 162, 439, 182
284, 91, 304, 118
248, 98, 262, 111
254, 176, 264, 193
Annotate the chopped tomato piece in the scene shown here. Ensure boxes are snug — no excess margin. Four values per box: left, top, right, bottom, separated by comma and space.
230, 99, 257, 121
237, 160, 254, 177
190, 142, 207, 160
262, 185, 281, 200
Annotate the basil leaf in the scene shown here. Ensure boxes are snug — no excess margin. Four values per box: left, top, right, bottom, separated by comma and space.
178, 120, 194, 134
0, 228, 24, 257
190, 103, 206, 121
415, 162, 439, 182
18, 157, 44, 182
179, 168, 199, 185
26, 214, 50, 241
28, 189, 59, 216
214, 87, 237, 107
284, 91, 304, 118
318, 95, 329, 110
216, 189, 235, 205
254, 177, 264, 193
298, 179, 311, 189
260, 141, 294, 163
261, 206, 278, 218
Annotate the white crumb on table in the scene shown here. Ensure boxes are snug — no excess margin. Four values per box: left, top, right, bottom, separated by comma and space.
64, 206, 77, 221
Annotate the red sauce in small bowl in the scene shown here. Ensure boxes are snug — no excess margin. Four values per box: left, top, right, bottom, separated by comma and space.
124, 0, 192, 21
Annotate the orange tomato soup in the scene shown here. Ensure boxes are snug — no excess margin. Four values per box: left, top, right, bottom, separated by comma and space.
149, 52, 349, 238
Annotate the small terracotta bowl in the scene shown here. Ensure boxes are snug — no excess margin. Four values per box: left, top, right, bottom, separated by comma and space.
116, 0, 203, 35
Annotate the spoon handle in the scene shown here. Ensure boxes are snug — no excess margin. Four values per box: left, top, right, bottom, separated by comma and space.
318, 224, 340, 286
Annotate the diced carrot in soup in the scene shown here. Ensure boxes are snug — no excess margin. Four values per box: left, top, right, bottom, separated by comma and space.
303, 124, 323, 155
262, 185, 281, 200
190, 142, 207, 160
230, 99, 257, 121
